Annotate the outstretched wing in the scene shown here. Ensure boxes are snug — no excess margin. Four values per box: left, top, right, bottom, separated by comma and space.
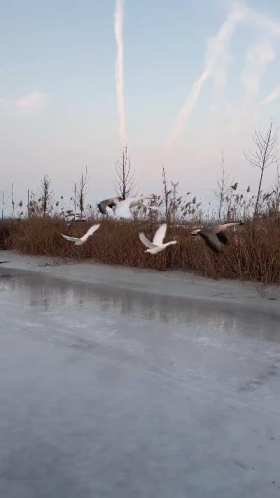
139, 232, 155, 249
61, 234, 79, 243
199, 231, 224, 253
214, 222, 241, 233
115, 200, 134, 219
80, 224, 100, 242
216, 231, 229, 245
97, 197, 121, 214
153, 223, 167, 245
127, 197, 145, 209
106, 206, 115, 217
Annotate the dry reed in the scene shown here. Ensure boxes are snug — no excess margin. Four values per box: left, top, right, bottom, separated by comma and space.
1, 216, 280, 284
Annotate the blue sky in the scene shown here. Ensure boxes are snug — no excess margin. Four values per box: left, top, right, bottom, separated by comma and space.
1, 0, 280, 212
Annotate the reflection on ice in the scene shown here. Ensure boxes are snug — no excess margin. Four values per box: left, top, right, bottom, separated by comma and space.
1, 268, 280, 498
0, 268, 279, 344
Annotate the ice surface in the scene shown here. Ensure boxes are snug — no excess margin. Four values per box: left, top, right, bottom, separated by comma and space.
0, 256, 280, 497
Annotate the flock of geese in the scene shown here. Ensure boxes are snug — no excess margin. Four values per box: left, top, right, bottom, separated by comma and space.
61, 195, 243, 255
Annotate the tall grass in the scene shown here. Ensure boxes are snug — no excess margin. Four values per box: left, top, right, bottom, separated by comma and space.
2, 215, 280, 284
2, 162, 280, 283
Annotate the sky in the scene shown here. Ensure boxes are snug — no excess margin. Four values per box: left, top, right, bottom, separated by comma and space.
1, 0, 280, 213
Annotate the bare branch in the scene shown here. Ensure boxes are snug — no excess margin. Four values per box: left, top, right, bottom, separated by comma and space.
40, 175, 52, 217
115, 146, 134, 199
245, 122, 278, 216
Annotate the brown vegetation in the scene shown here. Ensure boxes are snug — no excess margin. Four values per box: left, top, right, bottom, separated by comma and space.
1, 215, 280, 284
1, 125, 280, 283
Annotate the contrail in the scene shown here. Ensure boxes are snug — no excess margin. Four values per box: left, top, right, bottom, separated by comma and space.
114, 0, 128, 148
248, 8, 280, 37
166, 3, 247, 148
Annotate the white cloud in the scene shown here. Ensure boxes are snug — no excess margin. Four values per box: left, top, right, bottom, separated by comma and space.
241, 40, 275, 99
262, 86, 280, 105
15, 91, 48, 111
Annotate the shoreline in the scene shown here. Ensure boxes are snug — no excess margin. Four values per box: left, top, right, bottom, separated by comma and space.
1, 249, 280, 318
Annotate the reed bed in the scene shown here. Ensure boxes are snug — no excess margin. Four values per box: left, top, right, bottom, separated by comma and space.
1, 216, 280, 284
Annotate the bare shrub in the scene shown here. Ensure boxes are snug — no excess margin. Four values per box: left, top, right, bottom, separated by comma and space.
78, 168, 88, 219
245, 122, 278, 217
40, 175, 52, 217
116, 146, 134, 199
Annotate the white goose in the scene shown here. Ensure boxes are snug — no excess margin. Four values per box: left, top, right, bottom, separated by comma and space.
139, 223, 177, 254
106, 196, 148, 220
61, 224, 100, 246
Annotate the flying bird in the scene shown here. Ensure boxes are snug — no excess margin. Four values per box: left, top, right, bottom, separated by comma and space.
61, 224, 100, 246
99, 196, 149, 220
191, 222, 243, 253
97, 197, 122, 215
139, 223, 177, 255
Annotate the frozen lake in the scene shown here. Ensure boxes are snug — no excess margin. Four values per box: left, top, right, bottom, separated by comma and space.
0, 266, 280, 497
